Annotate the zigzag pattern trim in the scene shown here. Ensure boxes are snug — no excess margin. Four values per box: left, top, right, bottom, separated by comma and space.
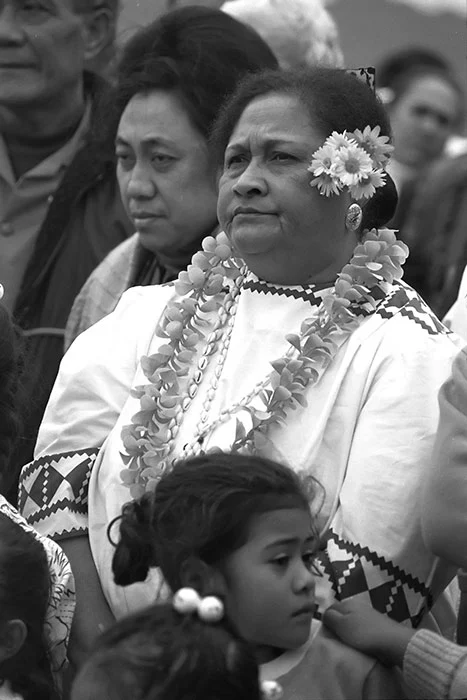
243, 279, 330, 305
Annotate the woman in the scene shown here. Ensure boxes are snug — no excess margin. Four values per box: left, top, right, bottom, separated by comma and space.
65, 6, 278, 348
20, 68, 462, 664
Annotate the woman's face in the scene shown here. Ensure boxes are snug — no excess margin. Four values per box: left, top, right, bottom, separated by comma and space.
389, 75, 460, 169
116, 91, 218, 256
217, 94, 355, 285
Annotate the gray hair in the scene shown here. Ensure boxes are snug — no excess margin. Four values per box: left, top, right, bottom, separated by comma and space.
221, 0, 344, 69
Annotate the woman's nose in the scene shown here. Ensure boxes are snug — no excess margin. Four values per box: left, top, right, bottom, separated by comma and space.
126, 163, 156, 199
232, 161, 268, 198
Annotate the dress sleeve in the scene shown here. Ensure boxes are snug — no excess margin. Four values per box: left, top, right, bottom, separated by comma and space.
19, 287, 153, 541
323, 327, 460, 627
422, 346, 467, 569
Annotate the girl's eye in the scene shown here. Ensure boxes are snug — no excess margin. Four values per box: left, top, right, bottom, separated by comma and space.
271, 555, 290, 568
303, 552, 322, 576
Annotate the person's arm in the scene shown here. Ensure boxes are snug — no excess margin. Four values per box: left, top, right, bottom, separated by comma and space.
422, 347, 467, 570
19, 286, 155, 541
61, 536, 115, 669
323, 598, 414, 668
324, 599, 467, 700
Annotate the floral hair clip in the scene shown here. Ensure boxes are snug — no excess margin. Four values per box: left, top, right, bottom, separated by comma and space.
308, 126, 394, 199
173, 588, 283, 699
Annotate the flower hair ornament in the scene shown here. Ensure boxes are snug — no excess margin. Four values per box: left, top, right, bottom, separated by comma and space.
308, 125, 394, 199
172, 588, 283, 699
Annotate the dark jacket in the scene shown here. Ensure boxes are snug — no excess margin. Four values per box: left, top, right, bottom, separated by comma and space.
7, 72, 133, 501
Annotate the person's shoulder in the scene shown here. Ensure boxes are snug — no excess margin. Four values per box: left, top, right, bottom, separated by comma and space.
364, 281, 460, 349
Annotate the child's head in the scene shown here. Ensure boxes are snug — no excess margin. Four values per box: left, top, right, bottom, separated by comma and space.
0, 512, 56, 700
111, 453, 320, 660
71, 592, 269, 700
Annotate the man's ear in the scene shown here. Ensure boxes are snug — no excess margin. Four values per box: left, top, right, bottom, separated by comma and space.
81, 7, 115, 65
179, 557, 227, 598
0, 620, 27, 662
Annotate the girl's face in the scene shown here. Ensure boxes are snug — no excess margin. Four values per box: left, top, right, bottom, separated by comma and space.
219, 507, 317, 662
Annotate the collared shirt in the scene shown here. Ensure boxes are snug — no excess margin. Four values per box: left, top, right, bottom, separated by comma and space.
0, 102, 92, 312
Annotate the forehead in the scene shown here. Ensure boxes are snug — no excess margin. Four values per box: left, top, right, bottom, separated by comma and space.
403, 76, 460, 114
227, 94, 324, 151
246, 508, 313, 548
118, 91, 206, 147
3, 0, 76, 12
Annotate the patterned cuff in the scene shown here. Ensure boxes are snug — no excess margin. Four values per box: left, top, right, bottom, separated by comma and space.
18, 448, 99, 540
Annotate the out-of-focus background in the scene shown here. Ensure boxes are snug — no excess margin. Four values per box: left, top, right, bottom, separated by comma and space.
118, 0, 467, 89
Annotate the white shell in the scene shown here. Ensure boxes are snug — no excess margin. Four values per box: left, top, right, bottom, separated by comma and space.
261, 680, 283, 700
197, 595, 224, 622
172, 587, 201, 614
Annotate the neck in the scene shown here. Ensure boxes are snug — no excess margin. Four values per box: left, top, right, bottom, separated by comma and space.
0, 82, 85, 142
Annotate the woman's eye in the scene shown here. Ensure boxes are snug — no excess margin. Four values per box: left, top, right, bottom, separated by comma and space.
225, 154, 246, 169
272, 152, 294, 162
152, 154, 175, 166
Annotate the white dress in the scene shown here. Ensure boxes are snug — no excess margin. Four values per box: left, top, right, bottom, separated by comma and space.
19, 272, 462, 638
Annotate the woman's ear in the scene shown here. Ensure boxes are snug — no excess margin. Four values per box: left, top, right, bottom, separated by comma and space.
180, 557, 227, 597
0, 620, 27, 662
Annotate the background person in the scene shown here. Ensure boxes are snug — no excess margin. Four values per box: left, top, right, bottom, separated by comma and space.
220, 0, 344, 69
0, 0, 133, 495
65, 5, 278, 349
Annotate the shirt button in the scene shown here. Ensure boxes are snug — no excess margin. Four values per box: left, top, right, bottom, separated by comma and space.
0, 222, 14, 237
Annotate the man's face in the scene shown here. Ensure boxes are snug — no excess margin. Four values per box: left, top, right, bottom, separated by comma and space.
0, 0, 86, 109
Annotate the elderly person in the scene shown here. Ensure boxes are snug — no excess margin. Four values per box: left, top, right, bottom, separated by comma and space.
20, 67, 462, 670
221, 0, 344, 69
0, 0, 132, 493
65, 6, 277, 349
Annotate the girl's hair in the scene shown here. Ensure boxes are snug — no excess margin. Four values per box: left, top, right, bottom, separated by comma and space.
0, 513, 57, 700
111, 453, 318, 593
108, 6, 278, 142
72, 602, 260, 700
0, 306, 23, 499
210, 66, 398, 231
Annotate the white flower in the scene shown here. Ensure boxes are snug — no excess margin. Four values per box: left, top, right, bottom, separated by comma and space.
333, 144, 373, 187
349, 169, 386, 199
326, 131, 357, 150
310, 173, 342, 197
308, 143, 337, 176
352, 125, 394, 167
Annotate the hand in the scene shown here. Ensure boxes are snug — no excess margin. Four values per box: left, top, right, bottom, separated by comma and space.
323, 597, 415, 667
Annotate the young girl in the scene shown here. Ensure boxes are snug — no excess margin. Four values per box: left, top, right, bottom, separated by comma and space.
110, 453, 405, 699
0, 512, 58, 700
71, 588, 282, 700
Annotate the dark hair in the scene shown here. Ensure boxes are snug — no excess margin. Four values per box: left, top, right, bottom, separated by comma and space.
0, 306, 23, 499
388, 65, 465, 129
210, 67, 397, 230
376, 47, 450, 88
111, 453, 318, 592
72, 602, 260, 700
112, 6, 278, 140
0, 513, 57, 700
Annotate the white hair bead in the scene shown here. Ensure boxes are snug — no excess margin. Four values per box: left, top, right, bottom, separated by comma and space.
197, 595, 224, 623
261, 680, 284, 700
172, 587, 202, 614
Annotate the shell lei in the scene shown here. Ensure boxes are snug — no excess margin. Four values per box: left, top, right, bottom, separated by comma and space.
120, 229, 408, 498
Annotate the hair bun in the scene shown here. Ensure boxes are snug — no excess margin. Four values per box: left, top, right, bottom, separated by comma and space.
111, 496, 157, 587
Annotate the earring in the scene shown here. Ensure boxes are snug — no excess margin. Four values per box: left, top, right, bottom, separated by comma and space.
345, 203, 363, 232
